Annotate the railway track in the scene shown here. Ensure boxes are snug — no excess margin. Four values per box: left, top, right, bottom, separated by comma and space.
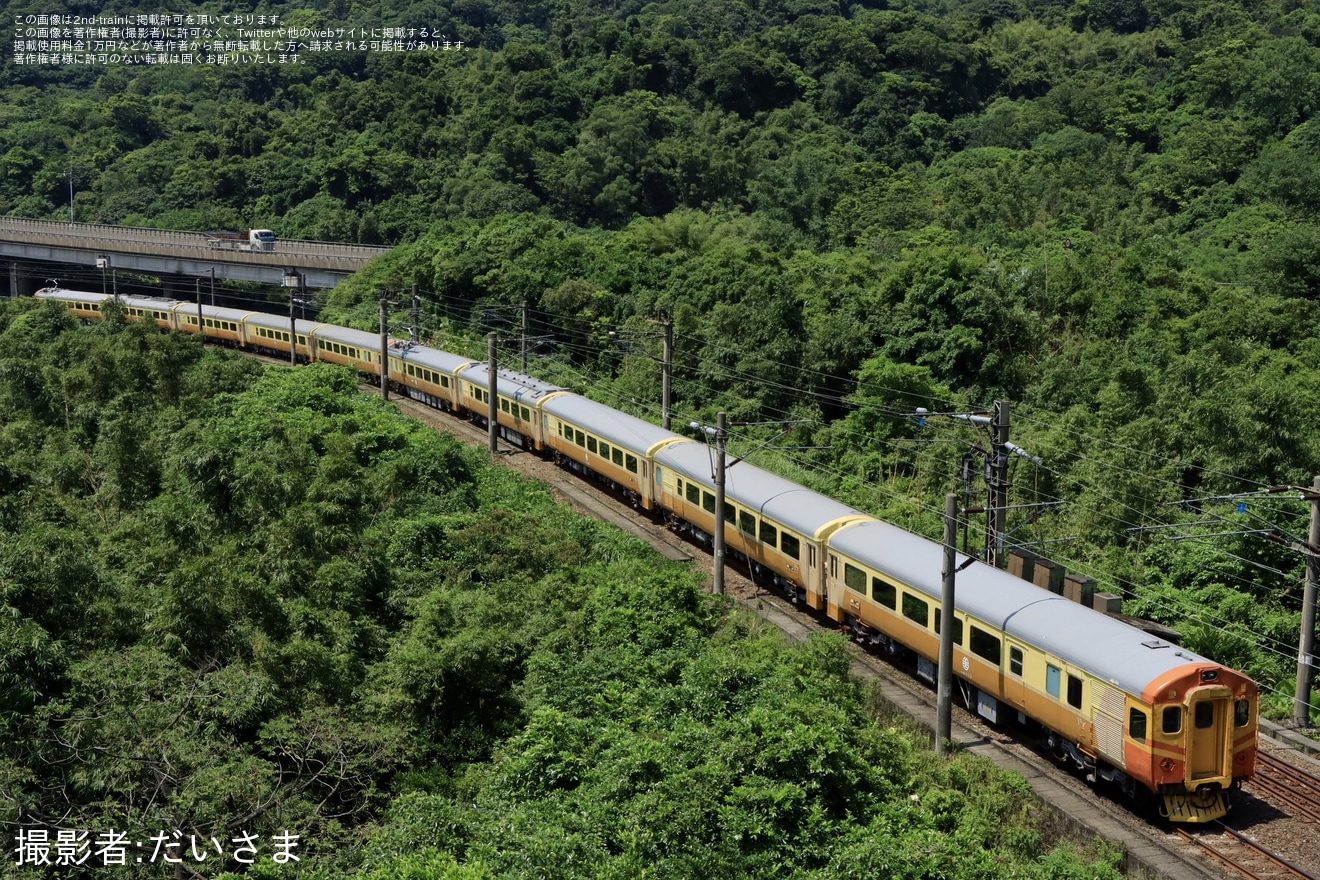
1175, 823, 1320, 880
1247, 752, 1320, 824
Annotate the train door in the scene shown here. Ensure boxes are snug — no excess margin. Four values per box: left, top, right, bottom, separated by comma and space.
1003, 639, 1027, 710
1188, 689, 1229, 783
805, 543, 824, 611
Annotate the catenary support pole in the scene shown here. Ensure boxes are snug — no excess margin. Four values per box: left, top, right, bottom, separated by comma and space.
1296, 475, 1320, 727
378, 294, 389, 398
713, 411, 727, 596
661, 312, 673, 431
988, 400, 1010, 568
521, 300, 529, 374
488, 332, 499, 455
937, 492, 958, 755
410, 286, 420, 345
196, 278, 204, 347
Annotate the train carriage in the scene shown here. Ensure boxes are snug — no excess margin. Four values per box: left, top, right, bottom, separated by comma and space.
454, 363, 565, 451
389, 345, 471, 412
242, 312, 321, 362
828, 522, 1258, 822
312, 324, 381, 375
542, 395, 684, 509
654, 441, 871, 606
32, 288, 108, 321
174, 303, 250, 346
116, 295, 184, 332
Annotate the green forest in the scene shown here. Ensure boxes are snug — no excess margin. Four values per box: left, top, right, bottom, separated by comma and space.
2, 0, 1319, 866
0, 302, 1124, 876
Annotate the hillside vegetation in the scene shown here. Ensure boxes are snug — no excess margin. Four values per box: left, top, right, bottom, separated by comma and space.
0, 302, 1123, 877
2, 0, 1317, 714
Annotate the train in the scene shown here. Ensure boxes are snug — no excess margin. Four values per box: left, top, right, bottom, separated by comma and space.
32, 286, 1260, 823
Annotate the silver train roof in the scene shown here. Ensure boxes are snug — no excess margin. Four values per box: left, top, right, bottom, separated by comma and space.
458, 362, 566, 405
542, 394, 681, 453
243, 311, 322, 335
393, 344, 474, 374
829, 520, 1211, 695
312, 323, 380, 348
655, 441, 863, 538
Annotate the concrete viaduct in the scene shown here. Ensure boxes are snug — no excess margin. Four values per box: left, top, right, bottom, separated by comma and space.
0, 217, 391, 296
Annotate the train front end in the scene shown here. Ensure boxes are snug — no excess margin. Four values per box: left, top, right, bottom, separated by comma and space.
1142, 663, 1258, 822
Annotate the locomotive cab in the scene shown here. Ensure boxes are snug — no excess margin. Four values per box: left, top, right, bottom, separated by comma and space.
1147, 665, 1258, 823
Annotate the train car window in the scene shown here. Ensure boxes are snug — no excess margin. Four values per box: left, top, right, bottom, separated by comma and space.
969, 627, 1001, 665
724, 501, 735, 523
686, 483, 701, 505
829, 554, 837, 577
1163, 706, 1182, 734
781, 533, 800, 560
809, 545, 817, 568
612, 448, 624, 466
702, 491, 715, 513
500, 399, 510, 413
1195, 702, 1214, 729
575, 430, 586, 447
1235, 699, 1250, 727
521, 406, 531, 421
297, 336, 306, 346
600, 442, 611, 459
843, 563, 866, 594
759, 520, 777, 547
441, 376, 451, 388
739, 510, 756, 535
872, 578, 897, 610
934, 610, 962, 645
587, 436, 597, 454
1009, 646, 1023, 677
902, 593, 929, 627
625, 455, 638, 474
1046, 665, 1061, 698
1129, 708, 1148, 743
1067, 675, 1082, 710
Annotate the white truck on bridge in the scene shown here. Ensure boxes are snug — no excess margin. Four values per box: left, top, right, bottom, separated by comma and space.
205, 229, 277, 252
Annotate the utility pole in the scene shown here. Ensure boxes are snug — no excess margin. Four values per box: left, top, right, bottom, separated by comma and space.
937, 492, 958, 756
914, 401, 1038, 569
1297, 475, 1320, 727
409, 286, 420, 345
521, 300, 529, 374
713, 411, 727, 595
647, 310, 674, 430
379, 294, 392, 399
988, 400, 1010, 569
195, 278, 204, 347
290, 282, 300, 366
209, 267, 215, 306
660, 312, 673, 431
487, 333, 499, 454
